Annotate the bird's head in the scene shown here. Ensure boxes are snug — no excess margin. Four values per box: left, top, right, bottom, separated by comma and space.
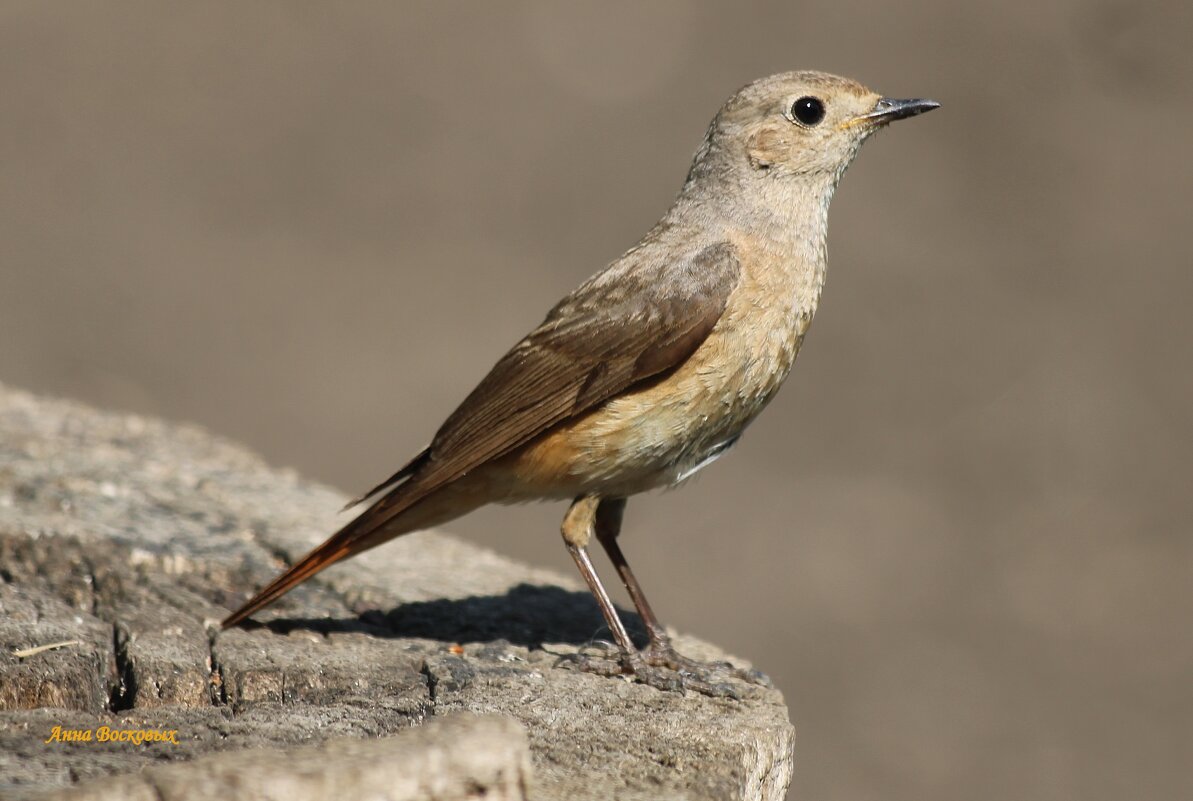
688, 71, 939, 187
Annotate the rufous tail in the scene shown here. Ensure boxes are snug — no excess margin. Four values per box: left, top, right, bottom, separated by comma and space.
221, 455, 436, 628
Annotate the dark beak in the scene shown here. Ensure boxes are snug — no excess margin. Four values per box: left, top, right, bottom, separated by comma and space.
863, 97, 941, 124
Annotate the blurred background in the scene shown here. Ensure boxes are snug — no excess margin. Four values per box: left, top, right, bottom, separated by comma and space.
2, 2, 1190, 799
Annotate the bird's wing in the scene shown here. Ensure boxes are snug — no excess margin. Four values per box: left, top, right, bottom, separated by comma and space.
421, 239, 741, 488
221, 240, 739, 627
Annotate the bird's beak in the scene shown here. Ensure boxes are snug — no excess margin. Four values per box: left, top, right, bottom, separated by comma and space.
841, 97, 940, 129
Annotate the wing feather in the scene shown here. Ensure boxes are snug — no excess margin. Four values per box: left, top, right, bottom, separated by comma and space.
420, 241, 741, 486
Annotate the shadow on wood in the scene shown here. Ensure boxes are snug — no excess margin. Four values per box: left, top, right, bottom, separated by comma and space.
255, 583, 651, 651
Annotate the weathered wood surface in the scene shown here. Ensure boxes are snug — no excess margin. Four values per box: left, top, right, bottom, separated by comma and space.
33, 714, 531, 801
0, 384, 794, 800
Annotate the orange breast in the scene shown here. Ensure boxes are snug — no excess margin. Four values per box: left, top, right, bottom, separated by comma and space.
492, 243, 814, 500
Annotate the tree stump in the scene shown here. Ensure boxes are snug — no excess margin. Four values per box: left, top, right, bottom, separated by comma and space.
0, 384, 794, 800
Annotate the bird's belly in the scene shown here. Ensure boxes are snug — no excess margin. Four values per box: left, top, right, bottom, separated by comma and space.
665, 434, 741, 484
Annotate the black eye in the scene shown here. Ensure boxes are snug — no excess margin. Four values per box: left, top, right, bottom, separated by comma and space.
790, 96, 825, 126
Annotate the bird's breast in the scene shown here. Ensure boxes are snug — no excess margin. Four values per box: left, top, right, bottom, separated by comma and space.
498, 244, 822, 499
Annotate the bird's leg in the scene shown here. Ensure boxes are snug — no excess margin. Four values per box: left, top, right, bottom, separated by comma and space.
561, 496, 639, 664
590, 498, 668, 644
559, 495, 751, 697
593, 497, 771, 689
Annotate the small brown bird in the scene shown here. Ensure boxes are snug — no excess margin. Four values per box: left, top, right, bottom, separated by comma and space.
222, 71, 938, 695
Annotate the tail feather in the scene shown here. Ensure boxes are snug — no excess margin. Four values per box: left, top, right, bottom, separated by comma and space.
221, 481, 425, 628
340, 447, 431, 511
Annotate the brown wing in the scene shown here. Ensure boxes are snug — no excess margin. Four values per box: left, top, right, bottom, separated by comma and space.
421, 240, 741, 486
221, 241, 739, 627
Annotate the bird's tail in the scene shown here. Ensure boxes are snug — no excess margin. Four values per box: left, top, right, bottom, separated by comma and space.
220, 493, 414, 627
220, 449, 483, 628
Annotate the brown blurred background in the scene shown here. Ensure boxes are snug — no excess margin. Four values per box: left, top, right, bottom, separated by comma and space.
2, 2, 1190, 799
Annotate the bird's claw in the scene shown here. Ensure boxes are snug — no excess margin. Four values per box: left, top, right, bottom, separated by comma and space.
554, 648, 623, 677
641, 640, 773, 689
554, 641, 767, 699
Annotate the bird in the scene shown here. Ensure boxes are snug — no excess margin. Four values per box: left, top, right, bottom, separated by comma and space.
221, 71, 939, 696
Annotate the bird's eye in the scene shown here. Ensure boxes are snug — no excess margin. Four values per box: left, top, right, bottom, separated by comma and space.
790, 96, 825, 126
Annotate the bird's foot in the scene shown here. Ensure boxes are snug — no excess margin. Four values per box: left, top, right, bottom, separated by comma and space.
641, 639, 773, 689
555, 641, 766, 699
